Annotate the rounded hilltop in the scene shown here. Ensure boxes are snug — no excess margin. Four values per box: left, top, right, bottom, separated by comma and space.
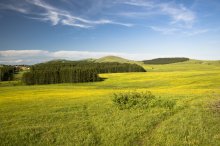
95, 56, 134, 63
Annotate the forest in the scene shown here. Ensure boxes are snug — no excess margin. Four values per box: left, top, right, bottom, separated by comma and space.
22, 61, 146, 85
143, 57, 189, 64
0, 65, 16, 81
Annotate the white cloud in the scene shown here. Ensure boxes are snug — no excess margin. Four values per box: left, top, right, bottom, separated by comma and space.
52, 50, 149, 60
0, 0, 133, 28
0, 0, 196, 30
149, 26, 179, 35
108, 21, 134, 27
0, 59, 23, 63
118, 11, 158, 18
0, 3, 28, 13
183, 29, 209, 36
159, 3, 195, 27
118, 0, 209, 36
0, 50, 49, 57
149, 26, 209, 36
47, 11, 60, 25
51, 50, 158, 61
0, 0, 132, 28
120, 1, 153, 7
120, 0, 195, 28
52, 51, 119, 59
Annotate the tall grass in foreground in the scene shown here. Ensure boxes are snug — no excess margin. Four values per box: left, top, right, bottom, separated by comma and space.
1, 61, 220, 145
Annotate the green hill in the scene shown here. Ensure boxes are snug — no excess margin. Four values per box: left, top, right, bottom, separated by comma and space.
44, 59, 69, 64
81, 58, 96, 62
95, 56, 135, 63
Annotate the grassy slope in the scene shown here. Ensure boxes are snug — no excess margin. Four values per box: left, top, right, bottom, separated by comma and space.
143, 59, 220, 72
1, 61, 220, 145
95, 56, 137, 64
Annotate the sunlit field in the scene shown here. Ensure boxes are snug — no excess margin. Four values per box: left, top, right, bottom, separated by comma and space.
1, 60, 220, 145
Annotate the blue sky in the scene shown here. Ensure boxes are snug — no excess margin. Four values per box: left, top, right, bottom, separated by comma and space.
0, 0, 220, 64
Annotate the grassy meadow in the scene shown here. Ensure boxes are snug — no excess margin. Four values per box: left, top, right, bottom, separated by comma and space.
1, 60, 220, 145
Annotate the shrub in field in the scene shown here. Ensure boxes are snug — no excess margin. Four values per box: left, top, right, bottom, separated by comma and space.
112, 91, 156, 109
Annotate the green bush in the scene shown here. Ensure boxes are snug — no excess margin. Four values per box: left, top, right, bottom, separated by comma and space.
112, 91, 156, 109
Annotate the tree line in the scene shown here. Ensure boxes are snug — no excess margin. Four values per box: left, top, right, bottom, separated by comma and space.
22, 61, 146, 85
0, 65, 16, 81
143, 57, 189, 64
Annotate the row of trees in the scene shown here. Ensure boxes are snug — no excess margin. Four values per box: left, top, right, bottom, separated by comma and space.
143, 58, 189, 64
22, 68, 100, 85
0, 65, 16, 81
22, 61, 146, 85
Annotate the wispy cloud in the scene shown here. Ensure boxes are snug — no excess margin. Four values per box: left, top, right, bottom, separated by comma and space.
149, 26, 209, 36
0, 3, 28, 13
0, 50, 49, 57
120, 0, 210, 36
28, 0, 133, 28
0, 50, 50, 64
159, 3, 195, 27
0, 0, 133, 28
120, 1, 154, 7
52, 50, 119, 59
183, 29, 209, 36
118, 11, 159, 18
0, 59, 24, 64
149, 26, 179, 35
0, 0, 209, 35
120, 0, 195, 27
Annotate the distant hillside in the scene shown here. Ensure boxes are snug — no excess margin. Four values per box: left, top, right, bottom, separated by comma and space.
143, 57, 189, 64
82, 58, 96, 62
45, 59, 69, 64
185, 59, 220, 65
95, 56, 135, 63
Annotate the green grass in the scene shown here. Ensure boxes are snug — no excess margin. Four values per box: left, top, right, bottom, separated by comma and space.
143, 59, 220, 72
95, 55, 136, 63
0, 60, 220, 145
13, 71, 26, 81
